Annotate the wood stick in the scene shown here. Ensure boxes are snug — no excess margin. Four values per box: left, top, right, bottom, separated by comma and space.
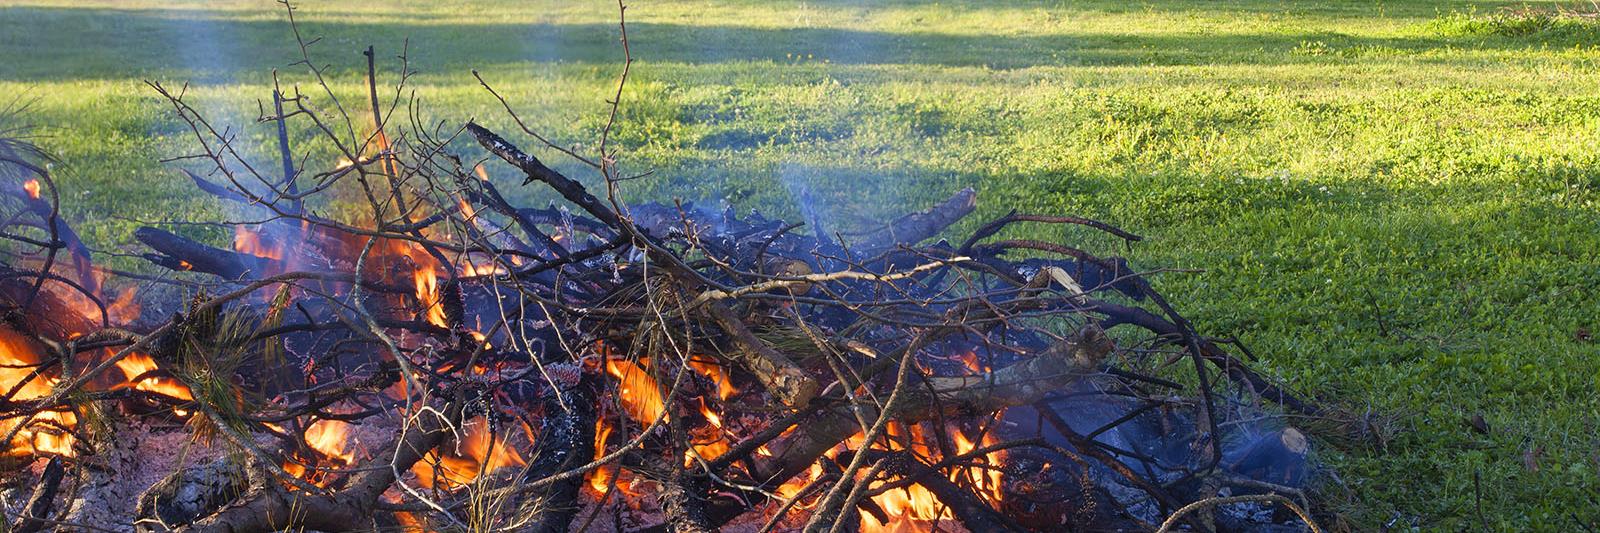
270, 86, 303, 216
854, 187, 977, 252
705, 301, 820, 407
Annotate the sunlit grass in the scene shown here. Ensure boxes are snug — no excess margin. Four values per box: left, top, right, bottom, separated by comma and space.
2, 0, 1599, 529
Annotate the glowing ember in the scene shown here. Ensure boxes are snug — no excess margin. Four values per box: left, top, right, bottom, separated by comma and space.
955, 349, 984, 373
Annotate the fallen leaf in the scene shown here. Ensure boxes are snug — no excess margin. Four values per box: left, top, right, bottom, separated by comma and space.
1466, 414, 1490, 435
1522, 444, 1544, 472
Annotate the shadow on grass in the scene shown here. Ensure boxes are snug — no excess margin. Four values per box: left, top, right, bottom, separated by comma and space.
2, 5, 1596, 82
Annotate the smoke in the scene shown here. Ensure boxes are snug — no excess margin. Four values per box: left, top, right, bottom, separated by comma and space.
1025, 380, 1312, 524
778, 162, 834, 250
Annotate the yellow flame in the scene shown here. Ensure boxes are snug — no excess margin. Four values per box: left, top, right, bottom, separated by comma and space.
589, 416, 616, 494
415, 266, 447, 328
305, 419, 356, 465
861, 423, 1007, 531
772, 422, 1007, 531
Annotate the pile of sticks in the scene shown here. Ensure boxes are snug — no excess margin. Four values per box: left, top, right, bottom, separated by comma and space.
0, 9, 1329, 532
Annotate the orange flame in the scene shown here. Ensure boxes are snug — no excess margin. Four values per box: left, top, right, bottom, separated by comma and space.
234, 226, 284, 261
411, 417, 526, 489
114, 352, 194, 402
955, 349, 984, 374
685, 397, 730, 466
0, 327, 76, 457
22, 179, 39, 200
687, 356, 738, 401
605, 358, 664, 425
107, 285, 140, 324
588, 416, 617, 494
772, 422, 1007, 531
861, 423, 1007, 531
459, 258, 504, 277
284, 419, 357, 486
305, 419, 356, 464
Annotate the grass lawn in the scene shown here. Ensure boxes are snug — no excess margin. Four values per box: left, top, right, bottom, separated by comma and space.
2, 0, 1599, 529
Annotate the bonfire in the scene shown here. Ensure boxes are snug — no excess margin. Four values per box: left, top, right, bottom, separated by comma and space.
0, 5, 1330, 532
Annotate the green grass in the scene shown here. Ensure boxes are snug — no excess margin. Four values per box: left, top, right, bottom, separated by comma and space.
3, 0, 1600, 530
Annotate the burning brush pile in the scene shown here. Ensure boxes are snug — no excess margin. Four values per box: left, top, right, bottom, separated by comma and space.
0, 34, 1329, 533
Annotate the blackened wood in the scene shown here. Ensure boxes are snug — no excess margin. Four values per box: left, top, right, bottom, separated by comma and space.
656, 473, 716, 533
11, 456, 64, 533
270, 89, 302, 215
466, 122, 624, 230
517, 365, 598, 533
182, 169, 255, 205
855, 187, 976, 252
135, 227, 275, 280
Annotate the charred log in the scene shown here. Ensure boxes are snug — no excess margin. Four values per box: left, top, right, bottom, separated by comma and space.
10, 456, 64, 533
134, 227, 276, 280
